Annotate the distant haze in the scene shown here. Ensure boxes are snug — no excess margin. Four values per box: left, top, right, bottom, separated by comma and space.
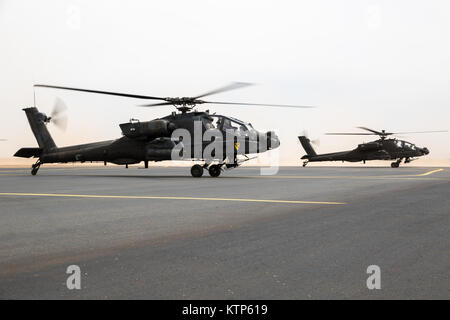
1, 0, 449, 167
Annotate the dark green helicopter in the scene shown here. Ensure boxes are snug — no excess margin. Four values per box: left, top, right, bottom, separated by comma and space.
299, 127, 447, 168
15, 83, 312, 177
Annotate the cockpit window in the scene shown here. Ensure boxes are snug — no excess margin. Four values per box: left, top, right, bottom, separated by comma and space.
396, 140, 416, 150
204, 119, 214, 130
210, 115, 251, 133
222, 118, 236, 130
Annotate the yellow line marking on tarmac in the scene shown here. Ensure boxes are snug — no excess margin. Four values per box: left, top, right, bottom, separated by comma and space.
241, 168, 446, 180
240, 175, 443, 181
0, 192, 346, 205
415, 168, 444, 176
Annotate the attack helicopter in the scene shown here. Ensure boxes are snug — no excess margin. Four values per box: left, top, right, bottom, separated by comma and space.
15, 83, 313, 177
299, 127, 447, 168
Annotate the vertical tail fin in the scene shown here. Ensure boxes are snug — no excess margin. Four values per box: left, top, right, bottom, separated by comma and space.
23, 107, 57, 151
298, 136, 316, 156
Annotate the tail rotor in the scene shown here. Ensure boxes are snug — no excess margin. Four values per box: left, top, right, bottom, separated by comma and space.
46, 97, 68, 130
301, 130, 320, 147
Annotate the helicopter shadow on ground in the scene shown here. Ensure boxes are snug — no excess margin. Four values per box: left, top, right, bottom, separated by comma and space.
25, 173, 252, 180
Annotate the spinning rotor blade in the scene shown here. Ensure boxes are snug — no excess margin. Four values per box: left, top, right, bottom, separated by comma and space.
140, 100, 314, 108
34, 84, 167, 101
51, 97, 67, 118
356, 127, 391, 135
301, 130, 309, 138
391, 130, 448, 134
50, 97, 68, 131
326, 133, 375, 135
52, 116, 68, 131
311, 138, 320, 146
35, 83, 314, 110
193, 82, 254, 99
139, 102, 175, 107
34, 83, 253, 103
204, 101, 315, 108
327, 127, 448, 137
301, 130, 320, 146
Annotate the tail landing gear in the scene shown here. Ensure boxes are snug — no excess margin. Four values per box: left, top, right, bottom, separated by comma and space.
302, 160, 308, 167
31, 160, 41, 175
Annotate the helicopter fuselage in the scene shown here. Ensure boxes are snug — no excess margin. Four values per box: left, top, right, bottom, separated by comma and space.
15, 108, 280, 174
300, 137, 429, 167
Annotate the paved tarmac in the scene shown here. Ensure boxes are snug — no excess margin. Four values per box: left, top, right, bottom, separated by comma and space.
0, 166, 448, 299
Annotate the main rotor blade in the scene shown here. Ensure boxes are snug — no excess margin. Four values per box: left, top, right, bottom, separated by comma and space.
392, 130, 448, 134
326, 133, 375, 135
356, 127, 387, 135
34, 84, 167, 101
326, 130, 448, 136
139, 102, 177, 107
205, 101, 315, 108
193, 82, 253, 99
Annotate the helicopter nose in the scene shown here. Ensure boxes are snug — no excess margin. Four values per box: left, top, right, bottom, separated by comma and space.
266, 131, 280, 149
422, 147, 430, 155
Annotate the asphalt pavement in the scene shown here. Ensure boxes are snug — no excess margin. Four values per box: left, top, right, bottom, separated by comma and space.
0, 166, 448, 299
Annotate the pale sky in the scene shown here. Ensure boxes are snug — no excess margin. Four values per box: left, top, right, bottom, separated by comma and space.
1, 0, 449, 166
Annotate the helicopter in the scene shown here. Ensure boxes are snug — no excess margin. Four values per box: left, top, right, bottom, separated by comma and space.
15, 82, 313, 177
299, 127, 447, 168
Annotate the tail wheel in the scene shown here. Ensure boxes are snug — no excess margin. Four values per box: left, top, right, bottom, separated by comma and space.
391, 162, 399, 168
208, 164, 221, 177
31, 162, 41, 175
190, 164, 204, 177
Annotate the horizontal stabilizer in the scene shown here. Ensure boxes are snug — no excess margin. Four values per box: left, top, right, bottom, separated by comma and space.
14, 147, 42, 158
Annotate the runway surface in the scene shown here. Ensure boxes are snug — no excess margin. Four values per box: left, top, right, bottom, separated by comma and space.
0, 166, 449, 299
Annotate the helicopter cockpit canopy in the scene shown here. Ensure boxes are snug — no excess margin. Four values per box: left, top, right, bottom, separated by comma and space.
403, 141, 416, 150
207, 115, 257, 137
395, 139, 417, 150
395, 140, 403, 148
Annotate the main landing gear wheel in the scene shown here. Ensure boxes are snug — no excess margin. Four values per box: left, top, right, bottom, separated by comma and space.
208, 164, 221, 177
391, 162, 400, 168
190, 164, 204, 177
